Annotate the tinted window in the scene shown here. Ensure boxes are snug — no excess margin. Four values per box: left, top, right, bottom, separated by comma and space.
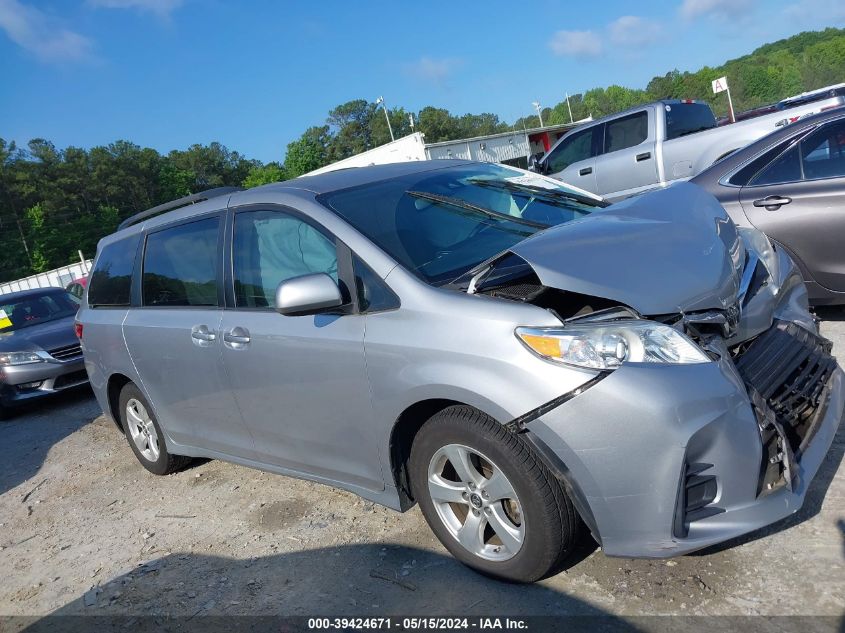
751, 146, 802, 185
546, 127, 597, 173
233, 210, 338, 308
800, 120, 845, 180
0, 291, 79, 331
665, 103, 716, 140
353, 255, 399, 312
605, 112, 648, 152
88, 235, 139, 307
142, 217, 219, 307
320, 164, 600, 286
728, 138, 796, 186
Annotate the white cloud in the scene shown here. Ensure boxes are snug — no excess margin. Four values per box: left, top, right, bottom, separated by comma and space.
608, 15, 662, 47
548, 30, 603, 58
87, 0, 184, 19
679, 0, 755, 20
0, 0, 94, 63
783, 0, 845, 26
404, 56, 464, 85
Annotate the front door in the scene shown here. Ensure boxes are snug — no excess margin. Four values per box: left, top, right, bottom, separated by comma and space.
595, 110, 657, 200
122, 214, 254, 457
544, 125, 601, 194
739, 118, 845, 292
220, 206, 383, 491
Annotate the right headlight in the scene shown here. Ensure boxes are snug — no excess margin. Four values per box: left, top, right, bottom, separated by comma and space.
516, 321, 710, 370
0, 351, 45, 367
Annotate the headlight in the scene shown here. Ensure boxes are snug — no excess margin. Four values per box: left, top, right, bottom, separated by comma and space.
0, 352, 45, 366
516, 321, 710, 369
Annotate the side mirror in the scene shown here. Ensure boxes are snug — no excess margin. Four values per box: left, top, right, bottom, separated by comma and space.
275, 273, 343, 316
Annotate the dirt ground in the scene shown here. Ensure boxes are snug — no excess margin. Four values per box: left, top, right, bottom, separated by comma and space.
1, 310, 844, 627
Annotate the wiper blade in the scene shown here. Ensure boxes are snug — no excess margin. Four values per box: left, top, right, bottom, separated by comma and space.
467, 178, 609, 208
406, 190, 549, 229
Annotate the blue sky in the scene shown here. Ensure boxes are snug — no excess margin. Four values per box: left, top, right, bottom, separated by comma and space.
1, 0, 844, 163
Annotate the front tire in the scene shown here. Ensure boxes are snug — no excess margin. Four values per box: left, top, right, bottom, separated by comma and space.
119, 383, 190, 475
409, 405, 578, 582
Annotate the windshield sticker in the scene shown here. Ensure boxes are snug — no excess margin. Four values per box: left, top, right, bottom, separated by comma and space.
0, 309, 11, 330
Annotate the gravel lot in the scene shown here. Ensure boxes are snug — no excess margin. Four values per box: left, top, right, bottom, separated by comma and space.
1, 310, 844, 627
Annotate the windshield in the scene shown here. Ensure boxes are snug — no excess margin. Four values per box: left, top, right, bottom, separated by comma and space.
320, 163, 604, 285
0, 291, 79, 332
665, 102, 716, 140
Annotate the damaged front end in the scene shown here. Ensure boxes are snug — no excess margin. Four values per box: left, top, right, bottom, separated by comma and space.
464, 183, 838, 501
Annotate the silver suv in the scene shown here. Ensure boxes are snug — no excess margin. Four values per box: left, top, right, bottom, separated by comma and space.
77, 161, 844, 582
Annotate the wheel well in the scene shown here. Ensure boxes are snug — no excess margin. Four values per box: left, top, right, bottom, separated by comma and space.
106, 373, 132, 430
389, 398, 465, 511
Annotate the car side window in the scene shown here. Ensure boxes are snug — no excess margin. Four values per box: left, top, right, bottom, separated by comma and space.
88, 234, 140, 308
750, 145, 802, 186
352, 255, 399, 313
604, 111, 648, 153
142, 217, 220, 307
800, 120, 845, 180
233, 209, 338, 308
545, 127, 597, 173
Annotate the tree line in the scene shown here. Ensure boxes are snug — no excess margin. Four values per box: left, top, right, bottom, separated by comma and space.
1, 27, 843, 282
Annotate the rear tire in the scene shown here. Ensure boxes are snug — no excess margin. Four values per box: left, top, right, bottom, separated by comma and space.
409, 405, 578, 582
119, 383, 190, 475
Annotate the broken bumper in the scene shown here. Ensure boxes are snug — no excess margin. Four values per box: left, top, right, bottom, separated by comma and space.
525, 339, 844, 558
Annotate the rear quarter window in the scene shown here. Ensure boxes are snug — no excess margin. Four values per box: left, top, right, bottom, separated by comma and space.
87, 235, 140, 307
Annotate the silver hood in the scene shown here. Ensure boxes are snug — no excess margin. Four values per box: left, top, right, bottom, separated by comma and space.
509, 182, 744, 315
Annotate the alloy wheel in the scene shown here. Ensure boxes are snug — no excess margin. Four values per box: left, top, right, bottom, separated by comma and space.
125, 398, 160, 462
427, 443, 525, 561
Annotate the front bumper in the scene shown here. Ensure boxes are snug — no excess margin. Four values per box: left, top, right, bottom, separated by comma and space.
0, 357, 89, 408
525, 339, 844, 558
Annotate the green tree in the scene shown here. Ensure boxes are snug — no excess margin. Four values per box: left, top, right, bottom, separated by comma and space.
285, 126, 330, 177
242, 162, 287, 188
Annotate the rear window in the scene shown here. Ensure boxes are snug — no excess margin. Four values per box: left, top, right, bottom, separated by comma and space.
665, 103, 716, 140
87, 235, 140, 307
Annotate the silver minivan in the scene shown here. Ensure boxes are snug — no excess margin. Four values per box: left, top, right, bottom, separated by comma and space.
78, 161, 844, 582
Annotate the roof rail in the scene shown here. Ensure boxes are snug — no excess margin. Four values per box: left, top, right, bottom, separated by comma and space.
117, 187, 243, 231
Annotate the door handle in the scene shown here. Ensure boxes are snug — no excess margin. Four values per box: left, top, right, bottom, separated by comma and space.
752, 195, 792, 211
636, 152, 651, 161
223, 327, 251, 347
190, 325, 216, 343
579, 167, 592, 176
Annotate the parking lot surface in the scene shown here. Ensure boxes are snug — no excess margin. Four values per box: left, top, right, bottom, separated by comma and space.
1, 311, 844, 625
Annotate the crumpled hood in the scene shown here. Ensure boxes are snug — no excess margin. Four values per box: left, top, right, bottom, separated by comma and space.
0, 315, 78, 353
509, 182, 744, 315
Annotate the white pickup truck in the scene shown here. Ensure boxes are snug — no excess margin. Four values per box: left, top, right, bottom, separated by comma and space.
532, 97, 845, 200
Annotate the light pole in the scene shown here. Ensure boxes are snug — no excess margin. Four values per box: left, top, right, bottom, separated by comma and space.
375, 96, 395, 142
532, 101, 544, 127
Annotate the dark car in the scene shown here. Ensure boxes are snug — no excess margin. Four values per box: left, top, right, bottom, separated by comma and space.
691, 107, 845, 305
0, 287, 88, 418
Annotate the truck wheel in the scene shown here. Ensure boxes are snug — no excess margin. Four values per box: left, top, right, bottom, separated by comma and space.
409, 405, 578, 582
119, 383, 190, 475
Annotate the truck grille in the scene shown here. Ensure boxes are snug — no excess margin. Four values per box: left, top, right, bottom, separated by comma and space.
734, 320, 836, 494
49, 343, 83, 361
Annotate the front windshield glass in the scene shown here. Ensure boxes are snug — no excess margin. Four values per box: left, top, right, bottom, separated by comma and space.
320, 163, 604, 285
0, 291, 79, 332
